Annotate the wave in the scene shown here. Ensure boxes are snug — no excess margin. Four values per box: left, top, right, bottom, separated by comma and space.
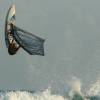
0, 78, 100, 100
0, 89, 66, 100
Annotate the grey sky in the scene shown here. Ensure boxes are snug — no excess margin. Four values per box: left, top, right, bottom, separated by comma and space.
0, 0, 100, 91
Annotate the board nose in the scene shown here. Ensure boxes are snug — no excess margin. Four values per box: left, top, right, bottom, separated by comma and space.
11, 4, 16, 14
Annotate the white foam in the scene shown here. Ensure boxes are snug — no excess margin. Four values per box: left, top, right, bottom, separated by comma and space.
0, 89, 67, 100
87, 80, 100, 96
0, 77, 100, 100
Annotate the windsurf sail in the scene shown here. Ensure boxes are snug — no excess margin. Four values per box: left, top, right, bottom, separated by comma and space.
13, 26, 45, 55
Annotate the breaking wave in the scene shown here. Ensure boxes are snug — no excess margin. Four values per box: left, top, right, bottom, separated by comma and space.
0, 78, 100, 100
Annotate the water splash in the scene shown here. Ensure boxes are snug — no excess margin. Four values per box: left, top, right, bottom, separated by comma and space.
0, 89, 67, 100
87, 80, 100, 96
0, 77, 100, 100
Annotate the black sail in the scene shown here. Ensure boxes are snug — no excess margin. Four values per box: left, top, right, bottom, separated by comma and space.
13, 26, 45, 55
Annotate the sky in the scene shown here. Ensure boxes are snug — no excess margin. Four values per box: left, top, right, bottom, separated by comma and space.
0, 0, 100, 91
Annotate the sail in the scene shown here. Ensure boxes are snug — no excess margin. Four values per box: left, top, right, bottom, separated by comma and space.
13, 26, 45, 55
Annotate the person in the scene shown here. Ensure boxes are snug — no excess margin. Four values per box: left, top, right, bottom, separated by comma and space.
7, 23, 20, 55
